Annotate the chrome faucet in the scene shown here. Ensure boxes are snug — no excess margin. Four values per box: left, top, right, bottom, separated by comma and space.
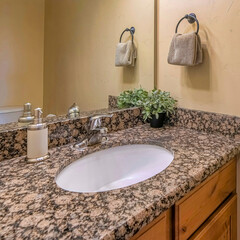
75, 114, 113, 149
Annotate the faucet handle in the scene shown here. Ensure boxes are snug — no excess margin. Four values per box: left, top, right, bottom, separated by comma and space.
89, 114, 113, 130
90, 114, 113, 121
100, 127, 108, 134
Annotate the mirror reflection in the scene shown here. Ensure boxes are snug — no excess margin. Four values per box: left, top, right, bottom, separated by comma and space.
0, 0, 155, 125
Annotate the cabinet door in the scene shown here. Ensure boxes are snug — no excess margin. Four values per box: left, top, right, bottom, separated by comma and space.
136, 217, 168, 240
131, 209, 172, 240
189, 194, 237, 240
175, 159, 236, 240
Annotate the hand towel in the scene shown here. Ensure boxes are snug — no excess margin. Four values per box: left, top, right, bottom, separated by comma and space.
168, 32, 202, 66
115, 40, 137, 67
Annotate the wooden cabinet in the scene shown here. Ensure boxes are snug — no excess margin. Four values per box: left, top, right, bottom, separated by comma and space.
131, 209, 172, 240
189, 194, 237, 240
175, 159, 236, 240
131, 158, 237, 240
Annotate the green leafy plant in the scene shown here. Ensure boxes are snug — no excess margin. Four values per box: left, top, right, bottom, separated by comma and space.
117, 88, 148, 109
117, 88, 177, 121
141, 89, 177, 121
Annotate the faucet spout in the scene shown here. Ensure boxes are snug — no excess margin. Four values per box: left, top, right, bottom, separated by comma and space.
74, 114, 113, 149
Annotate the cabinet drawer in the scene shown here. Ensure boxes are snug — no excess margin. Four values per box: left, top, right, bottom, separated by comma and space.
175, 159, 236, 240
189, 194, 237, 240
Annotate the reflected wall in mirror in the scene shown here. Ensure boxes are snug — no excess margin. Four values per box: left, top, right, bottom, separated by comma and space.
0, 0, 155, 124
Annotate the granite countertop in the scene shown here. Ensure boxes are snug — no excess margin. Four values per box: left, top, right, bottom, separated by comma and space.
1, 124, 240, 239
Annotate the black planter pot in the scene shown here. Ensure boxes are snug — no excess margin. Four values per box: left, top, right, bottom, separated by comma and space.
150, 113, 166, 128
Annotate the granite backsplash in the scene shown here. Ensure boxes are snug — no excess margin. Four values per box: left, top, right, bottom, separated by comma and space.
0, 107, 144, 161
108, 95, 118, 109
109, 95, 240, 138
1, 95, 240, 161
171, 108, 240, 139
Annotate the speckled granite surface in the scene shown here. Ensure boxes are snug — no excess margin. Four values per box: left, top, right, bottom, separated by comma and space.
0, 107, 143, 161
109, 96, 118, 109
171, 108, 240, 139
1, 124, 240, 239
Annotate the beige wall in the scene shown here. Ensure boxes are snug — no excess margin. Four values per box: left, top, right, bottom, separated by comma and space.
44, 0, 155, 115
157, 0, 240, 116
0, 0, 44, 108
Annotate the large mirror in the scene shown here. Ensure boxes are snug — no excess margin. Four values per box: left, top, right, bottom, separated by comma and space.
0, 0, 156, 125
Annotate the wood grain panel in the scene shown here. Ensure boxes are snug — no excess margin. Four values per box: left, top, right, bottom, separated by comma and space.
175, 159, 236, 240
131, 208, 172, 240
189, 194, 237, 240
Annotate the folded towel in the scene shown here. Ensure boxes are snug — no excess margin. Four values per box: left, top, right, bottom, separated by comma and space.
115, 40, 137, 67
168, 32, 202, 66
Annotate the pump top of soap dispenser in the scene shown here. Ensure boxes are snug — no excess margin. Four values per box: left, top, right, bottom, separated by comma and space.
28, 108, 47, 130
18, 103, 34, 124
33, 108, 43, 124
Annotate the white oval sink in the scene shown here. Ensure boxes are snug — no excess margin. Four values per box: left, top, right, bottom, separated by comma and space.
56, 144, 174, 193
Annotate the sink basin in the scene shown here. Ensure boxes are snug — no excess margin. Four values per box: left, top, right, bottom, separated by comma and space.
56, 144, 174, 193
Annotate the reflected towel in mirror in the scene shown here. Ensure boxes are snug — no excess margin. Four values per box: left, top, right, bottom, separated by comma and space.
115, 40, 137, 67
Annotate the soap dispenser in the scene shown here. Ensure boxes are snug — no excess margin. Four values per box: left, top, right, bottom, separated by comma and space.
26, 108, 49, 163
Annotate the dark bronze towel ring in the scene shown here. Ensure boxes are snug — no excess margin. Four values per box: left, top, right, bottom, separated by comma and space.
175, 13, 199, 35
119, 27, 135, 43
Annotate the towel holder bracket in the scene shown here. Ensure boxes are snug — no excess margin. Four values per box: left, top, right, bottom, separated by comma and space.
175, 13, 199, 35
119, 26, 135, 43
129, 27, 135, 34
187, 13, 197, 24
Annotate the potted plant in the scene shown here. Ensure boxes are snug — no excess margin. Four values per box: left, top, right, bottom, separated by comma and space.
117, 88, 177, 128
117, 88, 148, 109
142, 90, 177, 128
